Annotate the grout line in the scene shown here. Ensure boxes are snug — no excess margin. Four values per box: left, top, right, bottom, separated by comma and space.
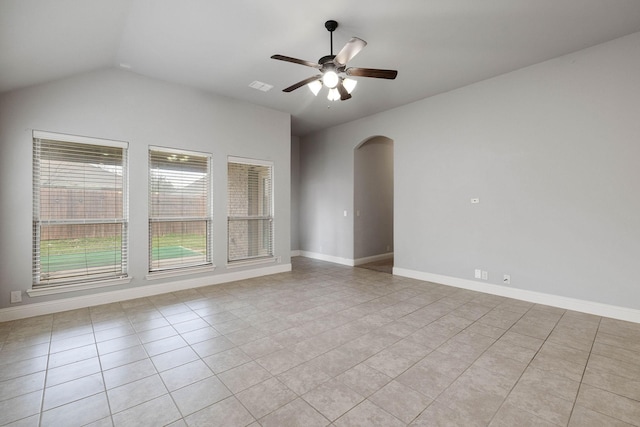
479, 303, 563, 426
37, 319, 54, 426
566, 314, 601, 424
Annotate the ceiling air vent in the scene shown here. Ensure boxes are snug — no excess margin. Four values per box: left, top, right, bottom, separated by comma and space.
249, 81, 273, 92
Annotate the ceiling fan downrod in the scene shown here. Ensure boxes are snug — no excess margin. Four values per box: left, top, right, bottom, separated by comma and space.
325, 20, 338, 56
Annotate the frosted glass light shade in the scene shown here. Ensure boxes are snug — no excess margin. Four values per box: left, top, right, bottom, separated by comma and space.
327, 88, 340, 101
343, 78, 357, 94
307, 80, 322, 96
323, 71, 339, 88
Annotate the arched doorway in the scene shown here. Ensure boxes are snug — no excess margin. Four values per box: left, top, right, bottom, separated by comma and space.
353, 136, 394, 273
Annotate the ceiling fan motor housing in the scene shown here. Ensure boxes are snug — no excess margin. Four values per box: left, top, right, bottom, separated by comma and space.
318, 55, 345, 74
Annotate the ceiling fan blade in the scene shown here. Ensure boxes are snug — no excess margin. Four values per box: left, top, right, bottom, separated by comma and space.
283, 75, 322, 92
336, 81, 352, 101
346, 67, 398, 79
271, 54, 321, 69
334, 37, 367, 66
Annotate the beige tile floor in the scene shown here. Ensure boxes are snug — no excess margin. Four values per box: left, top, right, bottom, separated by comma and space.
1, 257, 639, 426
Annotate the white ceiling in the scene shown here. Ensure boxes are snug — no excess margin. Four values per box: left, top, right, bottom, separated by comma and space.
2, 0, 640, 136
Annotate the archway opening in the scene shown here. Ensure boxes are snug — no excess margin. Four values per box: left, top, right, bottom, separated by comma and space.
353, 136, 394, 273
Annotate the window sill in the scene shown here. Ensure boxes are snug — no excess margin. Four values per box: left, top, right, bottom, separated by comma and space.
226, 257, 278, 269
27, 277, 132, 297
145, 265, 216, 281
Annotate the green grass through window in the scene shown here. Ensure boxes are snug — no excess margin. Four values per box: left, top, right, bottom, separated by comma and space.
39, 234, 205, 273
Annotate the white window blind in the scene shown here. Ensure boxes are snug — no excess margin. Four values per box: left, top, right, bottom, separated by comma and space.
149, 148, 212, 272
227, 158, 273, 262
32, 132, 128, 287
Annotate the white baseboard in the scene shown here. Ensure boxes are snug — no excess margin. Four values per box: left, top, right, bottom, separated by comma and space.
299, 251, 393, 267
393, 267, 640, 324
290, 250, 302, 257
353, 252, 394, 266
0, 264, 292, 322
299, 251, 355, 266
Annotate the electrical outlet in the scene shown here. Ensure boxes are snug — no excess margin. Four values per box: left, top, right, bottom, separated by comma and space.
10, 291, 22, 303
503, 274, 511, 285
474, 269, 482, 279
481, 271, 488, 280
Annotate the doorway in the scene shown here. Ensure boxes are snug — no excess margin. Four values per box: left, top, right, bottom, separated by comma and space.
353, 136, 394, 273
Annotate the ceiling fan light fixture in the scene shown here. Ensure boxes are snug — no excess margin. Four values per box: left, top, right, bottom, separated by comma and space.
343, 78, 357, 94
271, 20, 397, 101
323, 70, 339, 88
308, 80, 322, 96
327, 88, 340, 101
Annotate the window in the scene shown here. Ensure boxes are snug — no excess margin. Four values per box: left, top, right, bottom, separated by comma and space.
149, 148, 212, 272
227, 157, 274, 262
32, 131, 128, 287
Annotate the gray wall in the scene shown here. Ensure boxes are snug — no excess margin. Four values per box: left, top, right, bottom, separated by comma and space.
299, 128, 355, 259
354, 136, 393, 260
290, 135, 300, 251
299, 32, 640, 310
0, 68, 291, 309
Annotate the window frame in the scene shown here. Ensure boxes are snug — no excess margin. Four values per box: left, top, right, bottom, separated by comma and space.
227, 156, 275, 265
31, 130, 130, 293
148, 146, 213, 275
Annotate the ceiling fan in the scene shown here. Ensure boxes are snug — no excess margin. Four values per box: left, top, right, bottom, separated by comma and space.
271, 20, 398, 101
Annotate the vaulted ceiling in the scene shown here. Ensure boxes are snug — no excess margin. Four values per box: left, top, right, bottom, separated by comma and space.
2, 0, 640, 136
